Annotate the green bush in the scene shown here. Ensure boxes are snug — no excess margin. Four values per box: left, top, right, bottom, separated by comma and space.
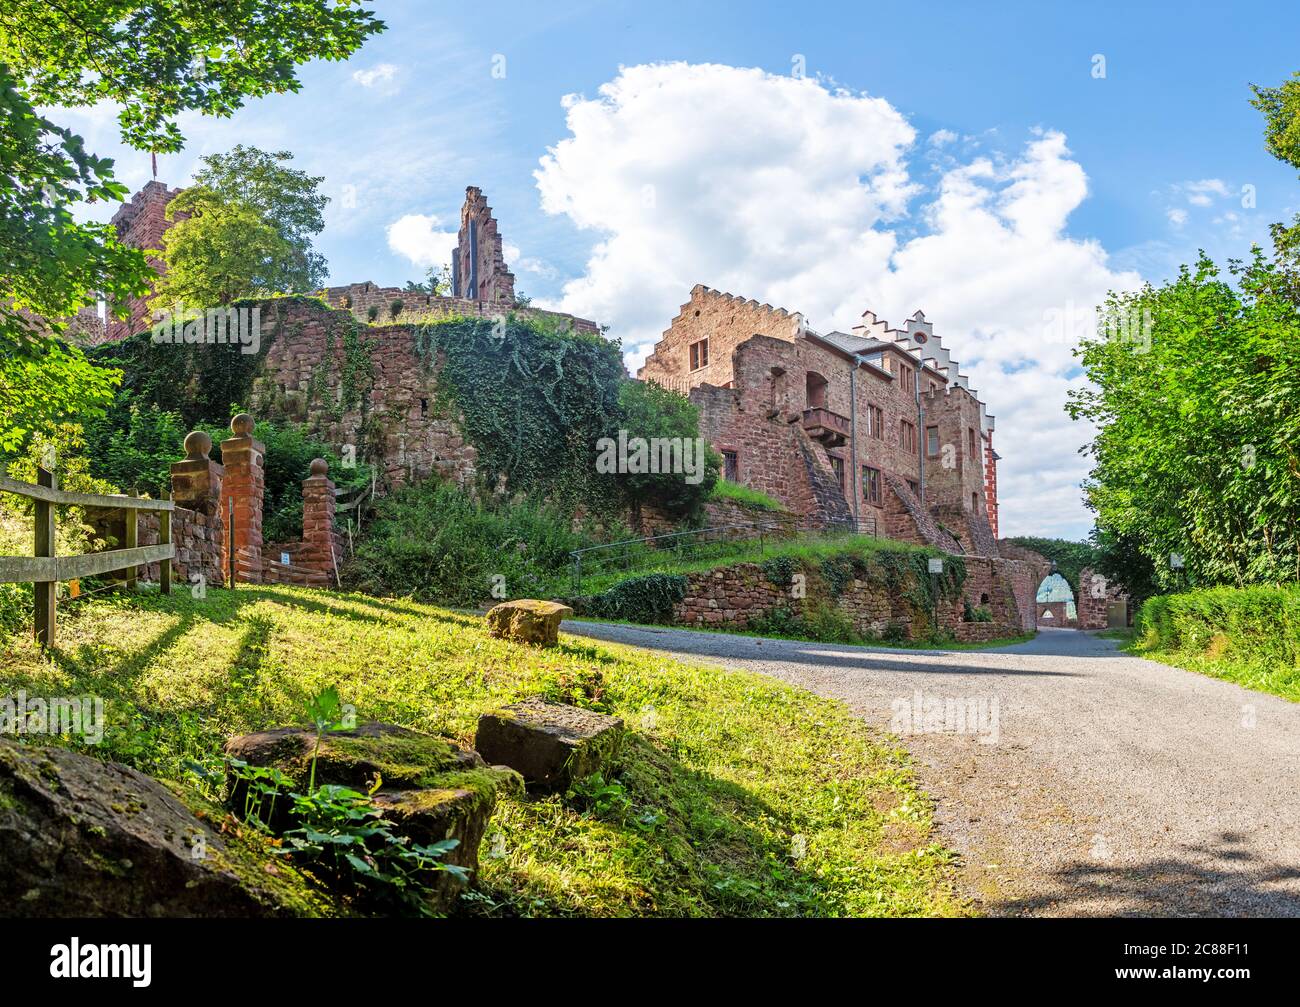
1135, 585, 1300, 700
709, 479, 784, 512
582, 573, 688, 625
343, 478, 594, 607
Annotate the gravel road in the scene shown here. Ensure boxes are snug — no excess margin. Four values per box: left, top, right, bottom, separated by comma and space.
563, 621, 1300, 917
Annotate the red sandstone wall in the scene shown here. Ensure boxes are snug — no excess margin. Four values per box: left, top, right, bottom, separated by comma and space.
321, 282, 598, 335
105, 181, 185, 341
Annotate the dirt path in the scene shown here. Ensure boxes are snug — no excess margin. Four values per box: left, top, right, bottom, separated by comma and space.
563, 622, 1300, 917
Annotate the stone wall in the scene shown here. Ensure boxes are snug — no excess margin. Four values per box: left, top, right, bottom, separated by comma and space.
668, 553, 1039, 642
321, 281, 598, 335
85, 504, 224, 589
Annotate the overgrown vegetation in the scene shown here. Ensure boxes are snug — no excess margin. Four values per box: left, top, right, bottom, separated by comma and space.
710, 479, 784, 512
1002, 536, 1099, 596
580, 573, 688, 624
0, 585, 967, 917
1131, 585, 1300, 702
343, 479, 605, 607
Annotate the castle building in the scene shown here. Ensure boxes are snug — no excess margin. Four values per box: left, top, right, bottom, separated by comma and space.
104, 180, 186, 342
638, 285, 1001, 555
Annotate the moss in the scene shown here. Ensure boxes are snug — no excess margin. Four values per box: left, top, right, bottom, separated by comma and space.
319, 731, 465, 789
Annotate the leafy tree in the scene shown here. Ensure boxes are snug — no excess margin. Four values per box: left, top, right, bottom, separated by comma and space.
615, 379, 720, 521
1251, 71, 1300, 257
1068, 250, 1300, 589
1000, 536, 1098, 596
0, 344, 120, 453
0, 2, 384, 154
153, 147, 329, 307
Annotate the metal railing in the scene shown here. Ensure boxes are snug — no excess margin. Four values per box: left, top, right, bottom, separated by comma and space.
0, 467, 175, 648
569, 520, 788, 594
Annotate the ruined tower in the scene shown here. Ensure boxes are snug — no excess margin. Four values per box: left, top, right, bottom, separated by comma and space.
104, 180, 184, 341
451, 186, 516, 305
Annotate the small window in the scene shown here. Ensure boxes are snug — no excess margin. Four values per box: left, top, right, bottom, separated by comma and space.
689, 339, 709, 371
968, 427, 977, 458
420, 397, 429, 416
862, 466, 882, 505
899, 364, 915, 396
722, 450, 739, 482
926, 426, 940, 456
900, 420, 916, 453
972, 491, 980, 512
929, 381, 939, 393
869, 405, 884, 440
906, 479, 920, 496
829, 456, 845, 492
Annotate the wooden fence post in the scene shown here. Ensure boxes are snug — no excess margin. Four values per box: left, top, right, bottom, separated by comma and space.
123, 489, 138, 591
159, 493, 172, 595
34, 466, 56, 647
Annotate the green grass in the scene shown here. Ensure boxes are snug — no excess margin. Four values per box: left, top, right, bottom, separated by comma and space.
0, 584, 967, 917
571, 532, 932, 597
709, 479, 785, 512
1128, 585, 1300, 702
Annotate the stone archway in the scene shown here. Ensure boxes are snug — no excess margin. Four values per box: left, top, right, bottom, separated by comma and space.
1035, 572, 1077, 627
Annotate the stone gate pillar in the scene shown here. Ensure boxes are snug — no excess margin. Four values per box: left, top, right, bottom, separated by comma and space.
220, 413, 265, 583
301, 458, 342, 583
170, 431, 224, 513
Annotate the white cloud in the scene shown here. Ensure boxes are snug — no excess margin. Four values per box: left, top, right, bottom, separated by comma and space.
929, 128, 958, 146
534, 62, 1142, 539
1167, 207, 1188, 226
352, 63, 399, 89
503, 241, 558, 279
386, 213, 457, 269
1181, 178, 1230, 206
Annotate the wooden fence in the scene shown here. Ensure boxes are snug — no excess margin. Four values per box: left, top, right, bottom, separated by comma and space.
0, 467, 174, 648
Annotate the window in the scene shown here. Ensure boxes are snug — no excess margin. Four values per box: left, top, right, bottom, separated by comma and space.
899, 363, 915, 396
867, 405, 884, 439
926, 426, 940, 456
420, 397, 428, 416
900, 420, 916, 453
862, 466, 882, 505
972, 491, 980, 512
722, 450, 739, 482
929, 380, 939, 393
968, 427, 978, 459
689, 338, 709, 371
906, 479, 920, 496
829, 456, 845, 492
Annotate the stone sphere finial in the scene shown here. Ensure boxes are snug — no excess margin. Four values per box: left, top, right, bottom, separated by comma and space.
183, 430, 212, 460
309, 457, 329, 477
230, 413, 254, 436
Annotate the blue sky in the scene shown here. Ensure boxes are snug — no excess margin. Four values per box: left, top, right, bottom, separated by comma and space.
60, 0, 1300, 539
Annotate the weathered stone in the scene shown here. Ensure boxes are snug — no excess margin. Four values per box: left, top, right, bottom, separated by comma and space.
224, 722, 520, 911
485, 599, 574, 646
475, 698, 624, 792
0, 738, 323, 917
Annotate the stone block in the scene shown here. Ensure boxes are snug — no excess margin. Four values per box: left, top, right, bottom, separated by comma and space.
475, 698, 624, 792
485, 599, 573, 646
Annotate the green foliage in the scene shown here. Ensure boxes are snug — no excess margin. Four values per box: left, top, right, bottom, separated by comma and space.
1067, 251, 1300, 588
614, 379, 720, 519
227, 686, 464, 917
710, 479, 784, 511
761, 555, 798, 589
1002, 536, 1099, 595
0, 63, 149, 358
344, 478, 594, 606
1251, 71, 1300, 257
153, 147, 329, 306
0, 3, 384, 153
415, 316, 717, 517
80, 397, 187, 496
1134, 585, 1300, 701
0, 341, 121, 453
85, 322, 271, 429
582, 573, 688, 624
963, 600, 993, 623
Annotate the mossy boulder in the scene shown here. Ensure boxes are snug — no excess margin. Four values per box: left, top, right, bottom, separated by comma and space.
475, 698, 624, 792
0, 738, 325, 917
224, 722, 521, 912
485, 599, 574, 646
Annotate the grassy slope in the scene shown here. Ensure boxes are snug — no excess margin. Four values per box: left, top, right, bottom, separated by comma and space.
572, 532, 932, 597
0, 584, 966, 917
